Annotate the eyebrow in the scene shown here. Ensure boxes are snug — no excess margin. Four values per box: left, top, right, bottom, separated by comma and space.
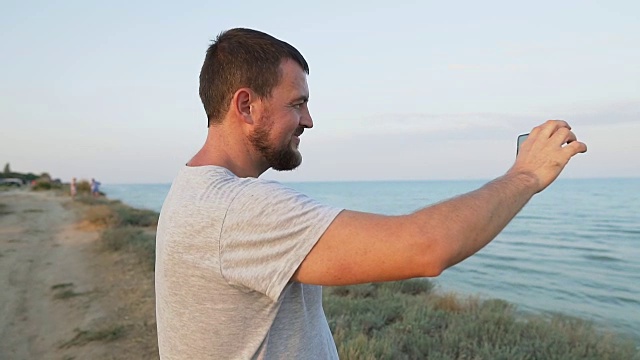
290, 95, 309, 104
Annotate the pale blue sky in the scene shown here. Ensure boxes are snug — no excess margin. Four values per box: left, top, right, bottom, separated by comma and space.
1, 0, 638, 183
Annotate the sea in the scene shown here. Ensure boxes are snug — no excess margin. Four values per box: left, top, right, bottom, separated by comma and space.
102, 178, 640, 343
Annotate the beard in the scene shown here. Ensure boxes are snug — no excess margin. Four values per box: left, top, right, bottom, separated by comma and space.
249, 115, 303, 171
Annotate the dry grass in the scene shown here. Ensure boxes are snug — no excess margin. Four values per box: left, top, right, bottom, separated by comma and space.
51, 282, 87, 300
59, 325, 126, 349
53, 289, 85, 300
84, 205, 115, 227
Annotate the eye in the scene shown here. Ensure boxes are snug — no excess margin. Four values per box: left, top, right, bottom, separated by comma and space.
291, 102, 304, 109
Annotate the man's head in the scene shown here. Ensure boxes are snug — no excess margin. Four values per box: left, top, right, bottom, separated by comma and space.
199, 28, 309, 127
247, 58, 312, 171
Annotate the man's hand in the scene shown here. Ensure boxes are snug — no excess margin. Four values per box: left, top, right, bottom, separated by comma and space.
509, 120, 587, 193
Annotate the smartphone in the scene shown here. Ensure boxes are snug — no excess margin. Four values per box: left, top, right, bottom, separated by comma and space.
517, 133, 529, 155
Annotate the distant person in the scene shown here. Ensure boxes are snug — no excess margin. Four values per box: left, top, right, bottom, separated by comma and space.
155, 28, 587, 359
70, 177, 77, 199
90, 178, 101, 198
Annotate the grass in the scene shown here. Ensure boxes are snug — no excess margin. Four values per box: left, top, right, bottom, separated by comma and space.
51, 282, 74, 290
51, 282, 87, 300
53, 289, 86, 300
84, 205, 116, 226
100, 226, 156, 270
112, 205, 158, 227
324, 280, 640, 360
81, 197, 158, 228
59, 325, 126, 349
76, 193, 158, 271
75, 195, 113, 206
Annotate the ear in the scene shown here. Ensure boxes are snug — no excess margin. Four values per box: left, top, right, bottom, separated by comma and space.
232, 88, 256, 125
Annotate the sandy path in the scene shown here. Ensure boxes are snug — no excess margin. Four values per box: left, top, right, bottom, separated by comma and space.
0, 190, 133, 360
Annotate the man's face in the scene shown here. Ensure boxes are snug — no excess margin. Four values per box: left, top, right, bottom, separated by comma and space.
249, 60, 313, 171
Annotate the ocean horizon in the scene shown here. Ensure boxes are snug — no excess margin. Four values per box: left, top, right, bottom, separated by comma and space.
102, 177, 640, 343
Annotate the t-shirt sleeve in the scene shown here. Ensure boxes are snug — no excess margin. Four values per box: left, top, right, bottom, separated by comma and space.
219, 180, 342, 302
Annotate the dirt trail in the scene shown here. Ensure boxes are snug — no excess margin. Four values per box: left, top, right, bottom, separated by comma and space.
0, 190, 157, 360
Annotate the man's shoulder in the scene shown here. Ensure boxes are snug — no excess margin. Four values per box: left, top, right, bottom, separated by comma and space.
168, 166, 299, 209
175, 166, 290, 192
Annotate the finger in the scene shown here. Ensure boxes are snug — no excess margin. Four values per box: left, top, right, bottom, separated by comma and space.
563, 140, 588, 156
564, 130, 578, 145
551, 128, 577, 146
531, 119, 571, 139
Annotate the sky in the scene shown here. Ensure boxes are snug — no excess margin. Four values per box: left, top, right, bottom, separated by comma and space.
1, 0, 638, 184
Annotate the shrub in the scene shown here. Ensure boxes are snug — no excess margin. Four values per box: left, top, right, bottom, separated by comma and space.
324, 281, 640, 360
76, 195, 113, 206
85, 205, 115, 226
100, 227, 155, 270
31, 180, 63, 191
32, 181, 52, 191
59, 325, 126, 349
328, 279, 435, 300
113, 205, 159, 227
76, 179, 91, 194
79, 199, 158, 227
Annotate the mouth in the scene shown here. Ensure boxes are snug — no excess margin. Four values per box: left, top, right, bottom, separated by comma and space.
292, 128, 304, 145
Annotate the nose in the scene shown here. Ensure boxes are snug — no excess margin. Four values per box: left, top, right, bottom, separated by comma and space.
300, 108, 313, 129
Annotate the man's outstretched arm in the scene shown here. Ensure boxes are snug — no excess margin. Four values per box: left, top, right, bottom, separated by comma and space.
292, 120, 587, 286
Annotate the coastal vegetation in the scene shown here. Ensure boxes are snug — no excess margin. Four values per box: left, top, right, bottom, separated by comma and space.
79, 193, 638, 359
78, 196, 157, 271
16, 175, 639, 359
324, 281, 639, 359
0, 162, 57, 190
1, 162, 41, 183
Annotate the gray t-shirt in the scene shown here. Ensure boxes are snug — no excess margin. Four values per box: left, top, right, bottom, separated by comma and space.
155, 166, 343, 359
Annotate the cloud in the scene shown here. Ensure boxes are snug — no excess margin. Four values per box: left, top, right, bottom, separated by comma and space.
551, 100, 640, 126
329, 112, 536, 140
324, 100, 640, 141
447, 64, 530, 72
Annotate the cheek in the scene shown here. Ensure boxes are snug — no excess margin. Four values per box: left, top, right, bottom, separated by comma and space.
279, 116, 299, 135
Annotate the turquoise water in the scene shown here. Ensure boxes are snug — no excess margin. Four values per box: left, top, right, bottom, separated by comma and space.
103, 178, 640, 342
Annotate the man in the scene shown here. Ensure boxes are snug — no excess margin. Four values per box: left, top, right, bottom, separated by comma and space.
90, 178, 101, 198
155, 28, 587, 359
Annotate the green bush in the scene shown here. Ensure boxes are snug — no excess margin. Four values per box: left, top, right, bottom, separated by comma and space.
113, 205, 159, 227
31, 180, 63, 191
330, 279, 434, 300
76, 180, 91, 194
100, 227, 155, 270
79, 198, 158, 227
32, 181, 52, 191
85, 205, 116, 226
76, 195, 113, 206
101, 227, 141, 251
324, 281, 640, 360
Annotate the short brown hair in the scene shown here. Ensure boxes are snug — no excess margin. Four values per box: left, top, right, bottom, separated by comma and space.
199, 28, 309, 127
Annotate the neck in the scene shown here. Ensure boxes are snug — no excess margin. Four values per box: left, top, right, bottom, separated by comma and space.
187, 124, 268, 178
